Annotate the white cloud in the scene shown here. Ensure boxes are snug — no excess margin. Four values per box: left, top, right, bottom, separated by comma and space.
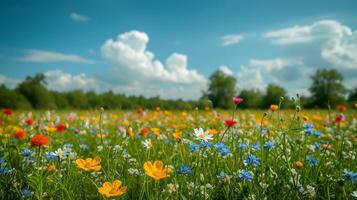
21, 49, 96, 64
44, 70, 102, 92
264, 20, 357, 69
221, 34, 244, 46
0, 74, 21, 89
101, 30, 206, 84
70, 12, 90, 22
218, 65, 234, 76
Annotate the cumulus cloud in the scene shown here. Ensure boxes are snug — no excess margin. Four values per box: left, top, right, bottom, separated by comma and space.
236, 58, 308, 94
0, 74, 21, 89
21, 49, 95, 64
264, 20, 357, 70
218, 65, 234, 76
70, 12, 90, 22
97, 30, 207, 99
44, 70, 102, 92
221, 34, 244, 46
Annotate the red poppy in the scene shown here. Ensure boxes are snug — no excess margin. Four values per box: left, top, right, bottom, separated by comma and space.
30, 134, 50, 147
225, 119, 237, 127
56, 124, 66, 132
3, 109, 13, 115
25, 118, 34, 126
15, 130, 26, 140
141, 128, 149, 136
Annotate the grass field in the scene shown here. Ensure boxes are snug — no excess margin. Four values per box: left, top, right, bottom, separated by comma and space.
0, 106, 356, 199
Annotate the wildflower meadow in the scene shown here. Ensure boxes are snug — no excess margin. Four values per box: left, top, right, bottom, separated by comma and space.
0, 98, 356, 199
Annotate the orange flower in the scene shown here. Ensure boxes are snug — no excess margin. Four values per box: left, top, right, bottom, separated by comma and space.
25, 117, 34, 126
30, 134, 50, 147
295, 161, 303, 168
76, 156, 101, 171
269, 105, 279, 111
208, 128, 219, 136
143, 160, 172, 180
172, 130, 182, 140
141, 128, 149, 136
302, 116, 309, 123
336, 105, 346, 112
98, 180, 127, 198
15, 130, 26, 140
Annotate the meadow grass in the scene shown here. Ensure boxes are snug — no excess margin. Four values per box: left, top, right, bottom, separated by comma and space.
0, 107, 356, 199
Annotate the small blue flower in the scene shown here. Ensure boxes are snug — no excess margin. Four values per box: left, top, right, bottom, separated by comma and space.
0, 156, 5, 164
20, 189, 32, 198
64, 143, 73, 148
238, 169, 253, 181
24, 157, 35, 164
304, 123, 314, 129
215, 143, 230, 156
304, 128, 314, 135
313, 142, 322, 150
21, 149, 33, 157
217, 171, 228, 180
306, 155, 318, 166
264, 140, 275, 149
80, 144, 89, 151
189, 142, 200, 152
238, 144, 249, 150
312, 130, 322, 138
46, 152, 58, 161
200, 141, 213, 149
0, 167, 9, 174
251, 143, 261, 151
343, 170, 357, 183
177, 164, 192, 175
244, 155, 260, 166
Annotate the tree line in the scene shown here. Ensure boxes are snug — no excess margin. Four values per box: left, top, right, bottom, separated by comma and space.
0, 69, 356, 110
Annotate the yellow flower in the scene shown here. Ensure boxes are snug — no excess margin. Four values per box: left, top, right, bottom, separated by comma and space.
151, 128, 160, 136
45, 126, 57, 132
98, 179, 127, 198
172, 130, 182, 140
47, 164, 57, 173
97, 134, 107, 139
302, 116, 309, 123
143, 160, 172, 180
208, 128, 218, 136
76, 156, 101, 171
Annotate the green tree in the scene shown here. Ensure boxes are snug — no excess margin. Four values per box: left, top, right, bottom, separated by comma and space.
238, 89, 263, 109
309, 69, 346, 108
0, 85, 33, 109
66, 90, 88, 109
16, 74, 56, 109
263, 84, 287, 108
205, 70, 237, 109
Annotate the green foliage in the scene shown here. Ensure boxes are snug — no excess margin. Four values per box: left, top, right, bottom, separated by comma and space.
238, 89, 263, 109
0, 85, 33, 109
206, 70, 237, 109
262, 84, 288, 108
309, 69, 346, 108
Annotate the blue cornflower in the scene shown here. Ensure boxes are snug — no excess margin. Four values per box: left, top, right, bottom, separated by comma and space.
304, 128, 314, 135
46, 152, 58, 161
342, 170, 357, 183
200, 141, 213, 149
238, 144, 249, 150
20, 189, 32, 198
0, 156, 5, 164
312, 130, 322, 138
177, 164, 192, 175
64, 143, 73, 148
244, 155, 260, 166
304, 123, 314, 129
251, 143, 261, 151
189, 142, 200, 152
217, 171, 228, 180
313, 142, 322, 150
215, 143, 231, 156
306, 155, 318, 165
264, 140, 275, 149
80, 144, 89, 151
238, 169, 253, 181
24, 157, 35, 164
0, 167, 9, 174
21, 149, 33, 157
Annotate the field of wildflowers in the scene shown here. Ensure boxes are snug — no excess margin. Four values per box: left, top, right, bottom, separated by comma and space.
0, 98, 356, 199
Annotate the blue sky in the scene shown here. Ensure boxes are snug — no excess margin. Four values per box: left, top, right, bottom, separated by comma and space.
1, 0, 357, 99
